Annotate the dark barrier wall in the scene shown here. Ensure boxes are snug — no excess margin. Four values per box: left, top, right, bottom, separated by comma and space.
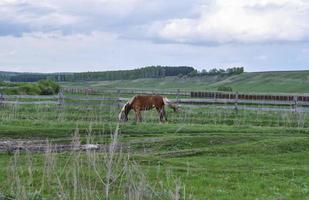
190, 92, 309, 102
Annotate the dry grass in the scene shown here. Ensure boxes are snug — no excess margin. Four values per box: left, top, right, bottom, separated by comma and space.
1, 125, 191, 200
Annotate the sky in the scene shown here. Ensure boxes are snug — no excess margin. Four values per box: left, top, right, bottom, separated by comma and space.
0, 0, 309, 73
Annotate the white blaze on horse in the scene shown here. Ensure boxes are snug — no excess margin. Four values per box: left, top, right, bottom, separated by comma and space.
118, 95, 178, 122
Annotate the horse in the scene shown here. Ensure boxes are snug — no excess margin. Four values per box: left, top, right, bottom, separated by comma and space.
118, 95, 178, 122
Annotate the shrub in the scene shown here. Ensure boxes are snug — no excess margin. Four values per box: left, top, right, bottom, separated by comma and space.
218, 86, 233, 92
19, 83, 41, 95
40, 86, 55, 95
2, 88, 19, 95
187, 70, 198, 77
0, 80, 60, 95
38, 80, 60, 95
0, 82, 19, 87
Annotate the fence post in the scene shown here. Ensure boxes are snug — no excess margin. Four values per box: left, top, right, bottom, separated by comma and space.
293, 96, 298, 112
176, 89, 180, 103
117, 89, 121, 109
0, 93, 4, 106
235, 91, 239, 112
58, 90, 64, 106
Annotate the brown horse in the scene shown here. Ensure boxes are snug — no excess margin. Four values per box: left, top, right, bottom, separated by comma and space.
118, 95, 178, 122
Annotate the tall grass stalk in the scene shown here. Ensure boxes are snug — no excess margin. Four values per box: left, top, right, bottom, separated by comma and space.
2, 126, 190, 199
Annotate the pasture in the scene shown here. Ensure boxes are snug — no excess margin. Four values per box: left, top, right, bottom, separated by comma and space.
61, 70, 309, 93
0, 92, 309, 199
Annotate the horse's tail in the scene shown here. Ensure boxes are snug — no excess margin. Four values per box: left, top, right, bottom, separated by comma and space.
163, 97, 178, 112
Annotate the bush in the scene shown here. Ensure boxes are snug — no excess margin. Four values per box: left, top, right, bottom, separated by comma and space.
177, 73, 183, 78
2, 88, 19, 95
38, 80, 60, 95
0, 82, 18, 87
19, 83, 41, 95
187, 70, 198, 77
40, 86, 54, 95
0, 80, 60, 95
218, 86, 233, 92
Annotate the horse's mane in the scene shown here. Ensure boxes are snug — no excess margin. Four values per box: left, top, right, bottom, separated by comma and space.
127, 96, 136, 105
120, 96, 136, 112
163, 97, 178, 111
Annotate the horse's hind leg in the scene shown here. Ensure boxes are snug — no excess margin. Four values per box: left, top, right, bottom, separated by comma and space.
162, 108, 167, 122
160, 111, 164, 122
157, 108, 165, 122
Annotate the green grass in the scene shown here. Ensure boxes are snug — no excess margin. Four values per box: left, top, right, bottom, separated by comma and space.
0, 100, 309, 199
0, 126, 308, 199
61, 70, 309, 93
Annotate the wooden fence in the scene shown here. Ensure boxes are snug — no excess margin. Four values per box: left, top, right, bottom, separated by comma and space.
190, 91, 309, 102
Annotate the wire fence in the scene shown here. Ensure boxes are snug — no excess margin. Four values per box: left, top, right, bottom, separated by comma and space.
1, 89, 309, 113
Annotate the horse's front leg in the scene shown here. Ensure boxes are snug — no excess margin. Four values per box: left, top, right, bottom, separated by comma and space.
135, 110, 142, 122
134, 111, 138, 122
138, 111, 142, 122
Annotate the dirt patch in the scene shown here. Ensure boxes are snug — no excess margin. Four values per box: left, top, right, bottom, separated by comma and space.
0, 139, 108, 152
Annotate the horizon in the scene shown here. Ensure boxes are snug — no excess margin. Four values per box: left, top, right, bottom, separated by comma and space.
1, 67, 309, 74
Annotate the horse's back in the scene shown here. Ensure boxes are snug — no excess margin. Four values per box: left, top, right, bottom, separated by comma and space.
131, 95, 164, 110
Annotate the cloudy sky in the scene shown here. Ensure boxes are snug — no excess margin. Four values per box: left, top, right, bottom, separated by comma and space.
0, 0, 309, 73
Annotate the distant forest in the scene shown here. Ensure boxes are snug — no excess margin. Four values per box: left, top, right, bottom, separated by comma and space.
1, 66, 244, 82
64, 66, 195, 82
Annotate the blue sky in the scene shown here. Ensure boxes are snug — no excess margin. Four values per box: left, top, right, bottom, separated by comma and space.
0, 0, 308, 73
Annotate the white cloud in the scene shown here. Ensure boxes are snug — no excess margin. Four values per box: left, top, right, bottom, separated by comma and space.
0, 49, 16, 57
1, 0, 309, 72
301, 48, 309, 54
0, 0, 80, 31
40, 0, 146, 18
2, 0, 309, 44
255, 55, 268, 61
0, 0, 148, 36
150, 0, 309, 44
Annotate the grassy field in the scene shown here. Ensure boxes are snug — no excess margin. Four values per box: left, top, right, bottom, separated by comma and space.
61, 70, 309, 94
0, 100, 309, 199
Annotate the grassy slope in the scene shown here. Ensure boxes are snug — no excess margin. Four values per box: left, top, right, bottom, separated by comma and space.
61, 70, 309, 93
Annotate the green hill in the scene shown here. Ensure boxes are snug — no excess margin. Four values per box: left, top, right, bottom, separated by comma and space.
62, 70, 309, 94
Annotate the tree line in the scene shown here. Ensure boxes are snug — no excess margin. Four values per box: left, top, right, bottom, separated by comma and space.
0, 71, 21, 81
4, 66, 244, 82
8, 66, 195, 82
62, 66, 195, 81
187, 67, 244, 77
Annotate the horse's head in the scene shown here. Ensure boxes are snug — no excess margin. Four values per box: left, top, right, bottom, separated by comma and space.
172, 103, 180, 112
118, 103, 131, 122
